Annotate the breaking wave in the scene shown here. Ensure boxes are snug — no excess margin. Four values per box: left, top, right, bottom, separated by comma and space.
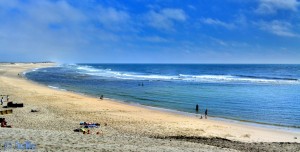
67, 64, 300, 84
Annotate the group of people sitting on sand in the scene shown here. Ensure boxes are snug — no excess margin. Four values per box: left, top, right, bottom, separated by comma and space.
80, 121, 100, 128
74, 121, 102, 134
1, 95, 12, 128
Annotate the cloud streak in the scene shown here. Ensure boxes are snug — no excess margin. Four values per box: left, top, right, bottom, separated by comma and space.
96, 6, 132, 31
256, 20, 299, 37
146, 8, 187, 30
201, 18, 236, 29
255, 0, 300, 15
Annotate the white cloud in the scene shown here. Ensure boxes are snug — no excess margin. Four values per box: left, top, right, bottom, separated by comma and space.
201, 18, 236, 29
187, 5, 196, 10
0, 0, 86, 24
0, 0, 136, 62
0, 0, 179, 62
146, 8, 187, 30
256, 20, 299, 37
31, 1, 86, 23
255, 0, 300, 15
140, 36, 169, 43
97, 6, 131, 31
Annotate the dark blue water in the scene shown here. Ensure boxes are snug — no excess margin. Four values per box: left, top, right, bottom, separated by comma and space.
25, 64, 300, 128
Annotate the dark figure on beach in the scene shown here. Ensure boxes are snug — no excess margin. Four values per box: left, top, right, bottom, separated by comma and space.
205, 109, 208, 119
0, 97, 3, 105
195, 104, 199, 112
6, 95, 9, 102
1, 118, 8, 127
100, 95, 104, 100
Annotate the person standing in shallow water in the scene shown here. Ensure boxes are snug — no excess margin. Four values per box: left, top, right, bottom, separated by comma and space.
195, 104, 199, 112
205, 109, 208, 119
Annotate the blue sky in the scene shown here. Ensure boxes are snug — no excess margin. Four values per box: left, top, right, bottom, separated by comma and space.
0, 0, 300, 63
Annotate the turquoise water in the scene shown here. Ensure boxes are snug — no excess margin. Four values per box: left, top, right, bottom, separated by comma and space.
25, 64, 300, 128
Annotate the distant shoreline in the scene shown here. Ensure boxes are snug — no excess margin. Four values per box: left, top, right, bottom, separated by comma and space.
0, 61, 54, 64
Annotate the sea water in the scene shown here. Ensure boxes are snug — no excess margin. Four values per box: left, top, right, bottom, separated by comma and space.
25, 64, 300, 128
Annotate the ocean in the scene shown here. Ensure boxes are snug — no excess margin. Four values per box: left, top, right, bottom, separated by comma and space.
25, 64, 300, 128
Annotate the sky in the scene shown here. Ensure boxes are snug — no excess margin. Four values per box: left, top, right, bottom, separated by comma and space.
0, 0, 300, 63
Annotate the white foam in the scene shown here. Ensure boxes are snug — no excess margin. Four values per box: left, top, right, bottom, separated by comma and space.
179, 74, 300, 84
76, 66, 102, 72
48, 85, 59, 89
69, 65, 300, 84
22, 68, 39, 75
48, 85, 66, 91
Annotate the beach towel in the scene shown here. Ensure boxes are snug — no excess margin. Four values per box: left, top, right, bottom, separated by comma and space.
80, 128, 87, 132
84, 124, 99, 128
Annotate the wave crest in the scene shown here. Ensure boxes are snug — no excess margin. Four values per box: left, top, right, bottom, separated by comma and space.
68, 65, 300, 84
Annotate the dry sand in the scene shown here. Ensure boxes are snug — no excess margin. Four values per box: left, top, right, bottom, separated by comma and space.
0, 63, 299, 151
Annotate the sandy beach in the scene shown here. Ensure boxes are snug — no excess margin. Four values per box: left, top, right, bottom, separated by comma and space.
0, 63, 299, 151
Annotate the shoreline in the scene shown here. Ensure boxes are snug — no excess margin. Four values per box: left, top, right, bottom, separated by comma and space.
133, 103, 300, 133
1, 63, 300, 151
24, 64, 300, 136
81, 95, 300, 133
25, 64, 300, 133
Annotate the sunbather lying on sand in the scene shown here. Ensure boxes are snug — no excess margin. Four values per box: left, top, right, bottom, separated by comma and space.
80, 122, 100, 126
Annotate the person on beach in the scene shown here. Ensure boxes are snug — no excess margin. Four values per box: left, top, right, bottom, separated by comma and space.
1, 118, 8, 127
100, 95, 103, 100
205, 109, 208, 119
196, 104, 199, 112
0, 97, 3, 105
6, 95, 9, 102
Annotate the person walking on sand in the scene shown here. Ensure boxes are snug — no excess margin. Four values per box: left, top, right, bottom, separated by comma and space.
205, 109, 208, 119
0, 97, 3, 105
